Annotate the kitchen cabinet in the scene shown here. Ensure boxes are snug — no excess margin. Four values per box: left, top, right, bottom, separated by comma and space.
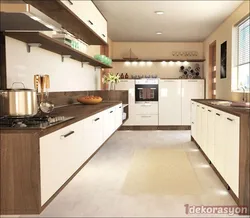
213, 110, 227, 179
40, 120, 85, 205
115, 80, 135, 125
191, 101, 197, 139
206, 107, 215, 163
181, 80, 204, 125
195, 104, 202, 146
103, 106, 116, 141
135, 103, 158, 115
224, 114, 240, 197
159, 80, 182, 125
200, 105, 208, 155
135, 115, 158, 126
60, 0, 107, 43
115, 104, 123, 129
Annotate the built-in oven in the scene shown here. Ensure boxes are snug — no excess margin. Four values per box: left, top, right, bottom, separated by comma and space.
135, 79, 158, 102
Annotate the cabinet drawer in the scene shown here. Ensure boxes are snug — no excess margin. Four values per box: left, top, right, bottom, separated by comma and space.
135, 115, 158, 126
39, 120, 84, 205
135, 103, 158, 115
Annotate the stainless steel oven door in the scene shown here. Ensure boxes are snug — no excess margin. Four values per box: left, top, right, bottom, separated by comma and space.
135, 84, 158, 102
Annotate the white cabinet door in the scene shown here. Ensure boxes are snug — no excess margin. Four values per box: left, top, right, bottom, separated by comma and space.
116, 80, 135, 126
224, 114, 240, 197
135, 115, 158, 126
103, 106, 116, 141
200, 105, 208, 155
195, 104, 202, 146
84, 112, 104, 155
40, 120, 85, 205
181, 80, 204, 125
207, 107, 215, 163
191, 101, 197, 139
159, 80, 182, 125
60, 0, 107, 43
115, 104, 123, 129
136, 103, 158, 115
214, 110, 227, 179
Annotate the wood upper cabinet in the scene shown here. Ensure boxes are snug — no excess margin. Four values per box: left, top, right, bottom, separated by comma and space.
181, 80, 204, 125
159, 80, 182, 125
60, 0, 107, 43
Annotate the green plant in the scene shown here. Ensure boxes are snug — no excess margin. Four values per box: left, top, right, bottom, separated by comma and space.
103, 72, 120, 84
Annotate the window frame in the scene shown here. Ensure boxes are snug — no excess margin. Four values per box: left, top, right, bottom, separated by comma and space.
236, 16, 250, 92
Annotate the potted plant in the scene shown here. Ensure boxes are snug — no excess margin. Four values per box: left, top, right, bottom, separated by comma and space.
103, 72, 120, 90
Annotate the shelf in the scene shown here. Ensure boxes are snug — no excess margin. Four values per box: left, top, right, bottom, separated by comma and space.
112, 59, 206, 63
5, 32, 112, 69
23, 0, 107, 45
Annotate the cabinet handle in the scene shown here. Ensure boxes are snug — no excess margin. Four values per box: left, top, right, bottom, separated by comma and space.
141, 104, 151, 107
227, 118, 233, 122
202, 107, 205, 109
67, 0, 73, 5
61, 131, 75, 139
110, 110, 113, 113
119, 106, 122, 108
102, 34, 106, 37
141, 115, 151, 118
197, 105, 200, 107
88, 20, 94, 25
192, 122, 194, 124
216, 113, 220, 116
121, 80, 128, 82
94, 118, 100, 122
208, 110, 212, 112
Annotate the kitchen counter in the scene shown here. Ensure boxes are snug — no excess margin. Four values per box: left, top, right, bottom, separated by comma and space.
0, 101, 122, 137
191, 99, 250, 116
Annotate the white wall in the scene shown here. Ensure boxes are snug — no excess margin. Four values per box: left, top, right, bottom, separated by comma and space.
5, 36, 100, 92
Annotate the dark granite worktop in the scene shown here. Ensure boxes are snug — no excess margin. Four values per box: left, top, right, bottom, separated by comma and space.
0, 101, 122, 137
192, 99, 250, 117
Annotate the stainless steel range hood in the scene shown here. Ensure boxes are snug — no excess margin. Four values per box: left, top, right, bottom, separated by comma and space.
0, 1, 62, 31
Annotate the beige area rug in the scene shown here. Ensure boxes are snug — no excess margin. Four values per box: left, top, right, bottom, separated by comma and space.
122, 149, 202, 195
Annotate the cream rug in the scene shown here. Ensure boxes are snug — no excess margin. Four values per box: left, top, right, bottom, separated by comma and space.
122, 149, 202, 195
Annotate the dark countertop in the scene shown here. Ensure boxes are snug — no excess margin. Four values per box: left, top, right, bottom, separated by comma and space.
192, 99, 250, 117
0, 101, 122, 137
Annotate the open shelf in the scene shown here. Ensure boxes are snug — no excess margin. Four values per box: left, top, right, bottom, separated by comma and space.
112, 59, 206, 62
5, 32, 112, 69
24, 0, 107, 45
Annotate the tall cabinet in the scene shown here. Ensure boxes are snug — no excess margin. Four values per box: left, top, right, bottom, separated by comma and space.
159, 80, 182, 125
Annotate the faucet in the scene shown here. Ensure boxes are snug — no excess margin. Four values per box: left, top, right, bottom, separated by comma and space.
241, 86, 247, 102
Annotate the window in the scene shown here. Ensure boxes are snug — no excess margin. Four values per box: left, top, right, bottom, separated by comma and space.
237, 17, 250, 91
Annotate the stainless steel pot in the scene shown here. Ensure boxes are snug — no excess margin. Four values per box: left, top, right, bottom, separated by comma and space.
0, 82, 38, 117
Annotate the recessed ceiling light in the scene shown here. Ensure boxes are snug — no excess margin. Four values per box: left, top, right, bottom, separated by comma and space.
155, 11, 164, 15
156, 32, 162, 35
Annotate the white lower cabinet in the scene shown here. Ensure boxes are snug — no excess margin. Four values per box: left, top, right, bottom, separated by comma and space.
103, 106, 116, 141
40, 120, 85, 205
115, 104, 123, 129
206, 107, 215, 163
191, 101, 240, 197
224, 114, 240, 197
135, 115, 158, 125
39, 104, 122, 206
191, 101, 197, 139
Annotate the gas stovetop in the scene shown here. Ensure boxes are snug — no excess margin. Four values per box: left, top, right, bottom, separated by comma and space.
0, 116, 74, 129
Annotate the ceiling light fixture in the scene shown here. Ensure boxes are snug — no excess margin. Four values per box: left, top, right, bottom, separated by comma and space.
155, 11, 164, 15
156, 32, 162, 35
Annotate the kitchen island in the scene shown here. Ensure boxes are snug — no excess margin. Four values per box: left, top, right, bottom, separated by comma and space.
191, 99, 249, 213
0, 101, 124, 215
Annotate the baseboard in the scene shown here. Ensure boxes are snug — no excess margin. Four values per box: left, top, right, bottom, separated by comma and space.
119, 125, 191, 130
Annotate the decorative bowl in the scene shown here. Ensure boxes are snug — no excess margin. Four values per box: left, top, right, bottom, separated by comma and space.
77, 96, 103, 105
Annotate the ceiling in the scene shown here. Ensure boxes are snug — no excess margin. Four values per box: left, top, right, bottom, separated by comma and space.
94, 0, 243, 42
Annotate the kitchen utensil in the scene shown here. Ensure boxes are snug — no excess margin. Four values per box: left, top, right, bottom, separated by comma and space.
39, 75, 55, 114
0, 82, 38, 117
77, 96, 103, 105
